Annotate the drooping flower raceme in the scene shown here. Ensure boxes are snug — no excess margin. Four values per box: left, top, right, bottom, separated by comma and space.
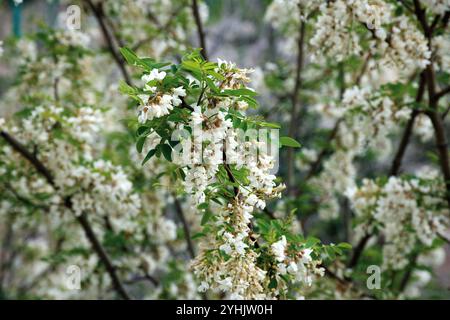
347, 168, 449, 270
120, 49, 337, 299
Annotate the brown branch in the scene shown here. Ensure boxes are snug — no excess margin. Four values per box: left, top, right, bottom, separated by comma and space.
0, 131, 132, 300
347, 233, 372, 269
413, 0, 450, 211
173, 196, 196, 259
435, 86, 450, 101
76, 212, 131, 300
191, 0, 208, 60
398, 254, 418, 292
0, 131, 54, 185
442, 106, 450, 120
413, 0, 431, 37
389, 112, 418, 176
305, 119, 342, 181
389, 73, 426, 176
84, 0, 132, 85
427, 110, 450, 208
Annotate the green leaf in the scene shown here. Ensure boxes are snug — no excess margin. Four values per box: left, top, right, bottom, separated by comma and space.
136, 136, 146, 153
205, 77, 220, 93
160, 144, 172, 161
119, 47, 141, 67
222, 88, 258, 97
304, 236, 320, 248
268, 278, 278, 289
192, 232, 206, 240
280, 136, 301, 148
181, 60, 202, 73
142, 149, 156, 165
201, 211, 213, 225
119, 80, 136, 95
259, 121, 281, 129
337, 242, 352, 250
197, 203, 209, 210
206, 70, 225, 81
136, 126, 150, 137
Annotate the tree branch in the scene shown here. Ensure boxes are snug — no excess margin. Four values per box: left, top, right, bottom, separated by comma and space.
389, 73, 426, 176
191, 0, 208, 60
173, 196, 196, 259
347, 233, 372, 269
434, 85, 450, 101
84, 0, 132, 86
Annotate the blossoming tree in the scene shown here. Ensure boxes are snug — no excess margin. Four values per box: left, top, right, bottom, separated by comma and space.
0, 0, 449, 300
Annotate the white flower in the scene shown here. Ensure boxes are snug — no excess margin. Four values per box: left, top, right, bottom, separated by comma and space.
198, 281, 209, 292
142, 69, 166, 82
229, 292, 244, 300
172, 86, 186, 97
216, 277, 233, 292
287, 261, 298, 274
271, 236, 287, 262
234, 240, 248, 255
219, 243, 232, 255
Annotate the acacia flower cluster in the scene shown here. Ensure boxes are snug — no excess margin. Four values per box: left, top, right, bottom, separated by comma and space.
308, 0, 431, 74
120, 49, 338, 299
347, 168, 449, 270
1, 104, 141, 231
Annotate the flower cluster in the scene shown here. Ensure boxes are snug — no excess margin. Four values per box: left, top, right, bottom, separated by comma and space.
310, 0, 391, 61
122, 50, 331, 299
308, 0, 431, 73
1, 104, 141, 231
265, 0, 321, 29
341, 86, 411, 145
192, 199, 268, 299
347, 168, 449, 270
138, 72, 186, 123
377, 16, 431, 71
270, 235, 325, 298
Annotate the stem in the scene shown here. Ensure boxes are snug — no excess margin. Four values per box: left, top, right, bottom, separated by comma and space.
427, 110, 450, 208
173, 197, 196, 259
191, 0, 208, 60
347, 233, 372, 268
85, 0, 132, 86
76, 212, 131, 300
305, 119, 342, 181
389, 73, 426, 176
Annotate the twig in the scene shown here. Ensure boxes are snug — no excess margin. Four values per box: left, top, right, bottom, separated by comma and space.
305, 119, 342, 181
398, 254, 418, 292
76, 212, 131, 300
173, 196, 196, 259
191, 0, 208, 60
434, 86, 450, 101
412, 0, 450, 210
389, 73, 426, 176
347, 233, 372, 268
84, 0, 132, 85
